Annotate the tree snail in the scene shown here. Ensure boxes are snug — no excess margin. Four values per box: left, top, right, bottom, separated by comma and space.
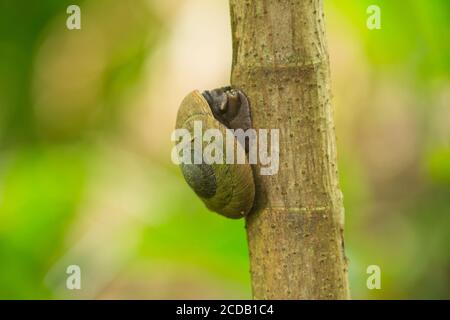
175, 87, 255, 219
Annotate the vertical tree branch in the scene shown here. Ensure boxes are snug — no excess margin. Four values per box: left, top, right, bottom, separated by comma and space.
230, 0, 350, 299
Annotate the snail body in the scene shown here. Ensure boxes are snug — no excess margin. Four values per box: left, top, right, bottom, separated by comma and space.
175, 87, 255, 219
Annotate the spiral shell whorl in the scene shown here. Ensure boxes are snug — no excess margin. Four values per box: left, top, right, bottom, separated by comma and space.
176, 90, 255, 219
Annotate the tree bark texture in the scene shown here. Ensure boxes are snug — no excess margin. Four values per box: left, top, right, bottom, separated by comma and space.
229, 0, 350, 299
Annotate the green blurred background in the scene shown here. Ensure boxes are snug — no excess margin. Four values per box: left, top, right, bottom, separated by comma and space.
0, 0, 449, 299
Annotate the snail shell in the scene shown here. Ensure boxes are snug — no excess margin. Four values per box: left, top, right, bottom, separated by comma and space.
175, 87, 255, 219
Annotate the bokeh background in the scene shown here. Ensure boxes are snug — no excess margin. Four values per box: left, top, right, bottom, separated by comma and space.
0, 0, 449, 299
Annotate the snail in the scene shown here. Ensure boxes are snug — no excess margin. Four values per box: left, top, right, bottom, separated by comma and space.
175, 87, 255, 219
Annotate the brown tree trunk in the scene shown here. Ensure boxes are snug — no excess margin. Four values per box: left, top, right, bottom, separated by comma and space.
229, 0, 350, 299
